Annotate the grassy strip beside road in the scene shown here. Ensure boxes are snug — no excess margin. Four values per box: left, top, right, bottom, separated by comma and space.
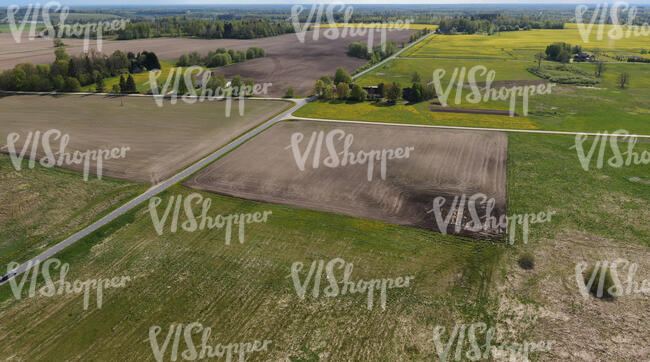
0, 154, 148, 267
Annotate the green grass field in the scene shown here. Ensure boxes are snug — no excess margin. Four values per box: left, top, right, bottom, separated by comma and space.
297, 60, 650, 134
0, 154, 148, 268
0, 131, 647, 360
404, 24, 650, 60
297, 26, 650, 135
81, 61, 204, 94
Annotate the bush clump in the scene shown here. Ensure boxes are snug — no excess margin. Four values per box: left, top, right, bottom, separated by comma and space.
584, 266, 617, 299
518, 253, 535, 270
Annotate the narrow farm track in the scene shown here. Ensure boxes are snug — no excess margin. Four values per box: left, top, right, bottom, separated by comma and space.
289, 116, 650, 138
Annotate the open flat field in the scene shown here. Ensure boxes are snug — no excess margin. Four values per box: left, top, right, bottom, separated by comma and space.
298, 36, 650, 134
205, 28, 416, 96
184, 120, 508, 238
0, 94, 290, 183
0, 133, 647, 360
0, 154, 146, 267
403, 24, 650, 60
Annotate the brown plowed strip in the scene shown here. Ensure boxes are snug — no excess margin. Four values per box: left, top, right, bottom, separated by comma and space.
0, 94, 290, 184
184, 120, 508, 239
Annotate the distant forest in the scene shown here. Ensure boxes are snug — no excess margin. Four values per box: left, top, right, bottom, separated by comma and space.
437, 15, 565, 35
115, 17, 296, 40
2, 5, 649, 39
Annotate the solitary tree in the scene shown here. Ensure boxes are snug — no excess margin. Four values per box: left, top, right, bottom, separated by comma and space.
96, 77, 105, 93
244, 78, 254, 96
231, 75, 242, 96
350, 84, 367, 102
176, 76, 188, 95
313, 79, 326, 97
595, 62, 606, 77
617, 72, 630, 88
319, 75, 333, 85
535, 52, 545, 70
336, 82, 350, 100
119, 75, 126, 93
558, 49, 571, 63
385, 82, 401, 103
284, 87, 295, 98
411, 71, 422, 83
126, 75, 137, 93
322, 84, 335, 100
334, 67, 352, 85
592, 48, 602, 61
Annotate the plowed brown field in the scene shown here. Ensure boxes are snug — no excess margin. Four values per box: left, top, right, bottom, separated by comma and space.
0, 94, 290, 183
184, 120, 508, 238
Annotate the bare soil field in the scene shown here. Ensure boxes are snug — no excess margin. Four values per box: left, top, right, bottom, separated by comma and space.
205, 29, 417, 96
0, 94, 290, 183
0, 29, 416, 96
184, 120, 508, 238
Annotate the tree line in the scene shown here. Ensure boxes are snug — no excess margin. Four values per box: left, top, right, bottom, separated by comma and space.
438, 15, 564, 35
176, 47, 265, 68
114, 17, 295, 40
544, 42, 583, 63
347, 41, 397, 63
0, 44, 160, 93
312, 68, 435, 104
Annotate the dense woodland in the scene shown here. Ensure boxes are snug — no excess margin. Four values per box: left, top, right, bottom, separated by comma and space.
115, 17, 295, 40
2, 4, 649, 29
176, 47, 266, 67
0, 46, 160, 92
437, 15, 564, 35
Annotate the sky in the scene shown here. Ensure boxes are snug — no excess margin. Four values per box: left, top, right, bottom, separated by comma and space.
1, 0, 650, 5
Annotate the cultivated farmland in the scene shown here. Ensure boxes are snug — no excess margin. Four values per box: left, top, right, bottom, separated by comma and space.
0, 94, 290, 183
0, 29, 416, 97
184, 120, 508, 238
403, 23, 650, 60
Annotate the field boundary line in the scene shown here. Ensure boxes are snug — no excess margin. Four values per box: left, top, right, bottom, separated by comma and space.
0, 90, 299, 102
289, 116, 650, 138
0, 98, 311, 286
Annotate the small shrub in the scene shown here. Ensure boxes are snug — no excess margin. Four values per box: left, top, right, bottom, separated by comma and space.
584, 266, 616, 299
518, 253, 535, 270
284, 87, 295, 98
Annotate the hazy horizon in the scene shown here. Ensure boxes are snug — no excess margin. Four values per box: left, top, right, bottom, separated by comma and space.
2, 1, 650, 7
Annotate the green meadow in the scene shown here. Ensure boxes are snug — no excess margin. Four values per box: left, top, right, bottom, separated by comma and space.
298, 25, 650, 134
298, 59, 650, 134
1, 131, 647, 359
81, 61, 206, 94
404, 24, 650, 60
0, 154, 147, 268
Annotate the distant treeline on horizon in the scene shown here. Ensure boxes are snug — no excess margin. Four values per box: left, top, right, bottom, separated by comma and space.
1, 5, 649, 37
